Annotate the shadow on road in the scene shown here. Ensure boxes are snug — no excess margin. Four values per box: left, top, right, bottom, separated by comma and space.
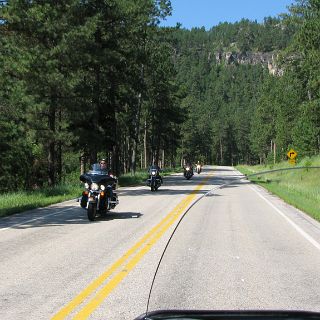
0, 204, 143, 230
96, 211, 143, 221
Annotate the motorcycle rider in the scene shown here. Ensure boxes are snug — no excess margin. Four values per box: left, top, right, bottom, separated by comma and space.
80, 158, 115, 208
99, 159, 116, 202
99, 159, 116, 178
148, 162, 163, 184
184, 161, 194, 174
99, 159, 108, 171
196, 160, 202, 172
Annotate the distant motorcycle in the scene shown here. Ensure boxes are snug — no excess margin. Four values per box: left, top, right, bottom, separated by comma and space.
147, 166, 162, 191
184, 166, 193, 180
196, 164, 201, 174
79, 163, 119, 221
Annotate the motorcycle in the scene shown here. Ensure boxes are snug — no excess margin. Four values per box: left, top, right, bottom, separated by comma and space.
184, 166, 193, 180
79, 163, 119, 221
196, 164, 201, 174
147, 166, 162, 191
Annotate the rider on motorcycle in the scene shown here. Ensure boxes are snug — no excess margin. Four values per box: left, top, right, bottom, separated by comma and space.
184, 162, 194, 174
196, 161, 202, 172
80, 159, 116, 208
99, 159, 115, 177
148, 163, 163, 183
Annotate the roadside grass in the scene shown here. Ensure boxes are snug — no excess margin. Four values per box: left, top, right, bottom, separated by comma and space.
237, 156, 320, 222
0, 167, 183, 218
117, 170, 149, 187
0, 185, 82, 218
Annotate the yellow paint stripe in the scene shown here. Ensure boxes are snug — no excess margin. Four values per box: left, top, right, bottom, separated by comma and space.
52, 204, 185, 319
73, 177, 210, 319
52, 175, 211, 320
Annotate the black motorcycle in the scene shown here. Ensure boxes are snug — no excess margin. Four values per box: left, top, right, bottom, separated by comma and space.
79, 163, 119, 221
147, 166, 162, 191
184, 165, 193, 180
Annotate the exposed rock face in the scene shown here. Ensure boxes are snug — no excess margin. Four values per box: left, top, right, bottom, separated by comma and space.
215, 51, 283, 76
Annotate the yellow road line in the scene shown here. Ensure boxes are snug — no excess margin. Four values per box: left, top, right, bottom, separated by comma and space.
52, 175, 211, 320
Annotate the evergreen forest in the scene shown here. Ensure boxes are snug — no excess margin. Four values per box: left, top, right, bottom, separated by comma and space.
0, 0, 319, 192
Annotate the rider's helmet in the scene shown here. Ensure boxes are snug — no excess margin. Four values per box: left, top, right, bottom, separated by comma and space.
99, 159, 108, 171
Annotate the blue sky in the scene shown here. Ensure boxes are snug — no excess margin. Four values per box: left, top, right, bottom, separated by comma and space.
160, 0, 294, 30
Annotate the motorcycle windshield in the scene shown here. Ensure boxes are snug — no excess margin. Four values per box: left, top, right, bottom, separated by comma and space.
89, 163, 107, 175
85, 163, 113, 184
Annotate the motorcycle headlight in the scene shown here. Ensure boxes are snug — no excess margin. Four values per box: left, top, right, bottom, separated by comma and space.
100, 184, 106, 191
84, 182, 89, 189
91, 183, 99, 191
151, 171, 156, 176
186, 167, 190, 171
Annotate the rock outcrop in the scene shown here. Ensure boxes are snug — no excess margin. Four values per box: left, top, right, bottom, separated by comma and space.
215, 51, 283, 76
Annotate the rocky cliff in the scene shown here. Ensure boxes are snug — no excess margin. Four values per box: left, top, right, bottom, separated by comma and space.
214, 51, 283, 76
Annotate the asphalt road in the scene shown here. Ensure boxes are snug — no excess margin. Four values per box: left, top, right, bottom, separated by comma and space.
0, 166, 320, 320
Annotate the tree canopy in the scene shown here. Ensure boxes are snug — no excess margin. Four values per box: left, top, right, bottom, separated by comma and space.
0, 0, 319, 191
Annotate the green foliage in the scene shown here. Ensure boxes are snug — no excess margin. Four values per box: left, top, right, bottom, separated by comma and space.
1, 0, 319, 195
0, 0, 178, 191
171, 1, 319, 165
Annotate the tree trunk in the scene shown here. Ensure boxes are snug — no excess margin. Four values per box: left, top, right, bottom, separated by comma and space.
219, 138, 223, 165
131, 141, 137, 174
131, 64, 144, 174
127, 136, 131, 173
144, 118, 147, 168
112, 144, 120, 177
80, 151, 86, 175
48, 103, 56, 186
57, 107, 62, 183
155, 141, 160, 166
162, 149, 165, 168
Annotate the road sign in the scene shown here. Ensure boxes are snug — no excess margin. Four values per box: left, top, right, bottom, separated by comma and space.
287, 149, 297, 160
288, 159, 296, 165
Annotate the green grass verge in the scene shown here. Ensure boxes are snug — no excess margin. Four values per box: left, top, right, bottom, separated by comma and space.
236, 156, 320, 222
0, 185, 82, 218
0, 167, 183, 218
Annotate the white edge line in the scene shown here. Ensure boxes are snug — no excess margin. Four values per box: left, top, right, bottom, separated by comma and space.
0, 207, 76, 232
249, 185, 320, 252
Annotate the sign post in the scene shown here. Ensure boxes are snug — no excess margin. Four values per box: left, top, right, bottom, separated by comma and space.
287, 149, 297, 165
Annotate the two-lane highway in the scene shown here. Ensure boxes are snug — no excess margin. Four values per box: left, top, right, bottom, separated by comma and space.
1, 167, 320, 320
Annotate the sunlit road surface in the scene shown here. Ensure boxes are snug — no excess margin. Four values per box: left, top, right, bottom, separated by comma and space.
0, 166, 320, 320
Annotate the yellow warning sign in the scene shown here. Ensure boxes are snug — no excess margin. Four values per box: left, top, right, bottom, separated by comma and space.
288, 159, 296, 165
287, 149, 297, 160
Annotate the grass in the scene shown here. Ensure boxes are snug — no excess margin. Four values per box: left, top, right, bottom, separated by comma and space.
117, 170, 149, 187
237, 156, 320, 222
0, 185, 82, 218
0, 167, 183, 218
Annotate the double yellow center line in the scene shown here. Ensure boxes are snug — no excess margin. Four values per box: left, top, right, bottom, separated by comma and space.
52, 175, 211, 319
